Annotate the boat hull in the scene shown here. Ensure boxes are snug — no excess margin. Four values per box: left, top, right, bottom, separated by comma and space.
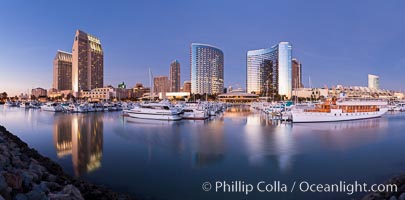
127, 112, 182, 121
292, 108, 388, 123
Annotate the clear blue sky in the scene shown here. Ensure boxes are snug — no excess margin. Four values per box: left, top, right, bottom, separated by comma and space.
1, 0, 405, 96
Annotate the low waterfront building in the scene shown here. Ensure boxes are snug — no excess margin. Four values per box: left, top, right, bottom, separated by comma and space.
48, 89, 74, 99
183, 81, 191, 93
81, 86, 133, 101
132, 83, 151, 99
81, 87, 114, 101
292, 88, 329, 100
329, 85, 393, 99
160, 92, 191, 100
218, 92, 259, 103
31, 88, 47, 98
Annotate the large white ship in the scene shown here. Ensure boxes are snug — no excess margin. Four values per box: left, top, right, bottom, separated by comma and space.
292, 98, 388, 123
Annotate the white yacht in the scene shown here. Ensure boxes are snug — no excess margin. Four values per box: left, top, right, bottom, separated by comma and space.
4, 100, 14, 107
41, 102, 64, 112
182, 108, 208, 120
20, 102, 30, 109
127, 102, 182, 121
292, 98, 388, 123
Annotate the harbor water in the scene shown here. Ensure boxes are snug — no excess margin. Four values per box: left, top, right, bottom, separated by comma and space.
1, 105, 405, 200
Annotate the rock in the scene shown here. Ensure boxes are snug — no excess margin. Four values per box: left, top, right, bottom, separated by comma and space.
12, 157, 25, 168
21, 172, 34, 188
0, 154, 10, 169
25, 190, 46, 200
399, 193, 405, 200
28, 163, 46, 178
14, 193, 27, 200
42, 181, 61, 191
2, 172, 22, 190
61, 185, 84, 200
32, 182, 49, 193
46, 174, 57, 183
0, 174, 7, 192
391, 196, 398, 200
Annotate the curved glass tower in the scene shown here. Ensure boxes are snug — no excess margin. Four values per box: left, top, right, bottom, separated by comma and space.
190, 43, 224, 94
246, 42, 292, 98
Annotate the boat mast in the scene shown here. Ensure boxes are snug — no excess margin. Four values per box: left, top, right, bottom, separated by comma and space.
149, 68, 153, 102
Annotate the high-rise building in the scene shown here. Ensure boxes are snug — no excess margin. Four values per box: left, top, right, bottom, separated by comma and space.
170, 60, 181, 92
368, 74, 380, 90
154, 76, 170, 94
72, 30, 103, 94
53, 50, 72, 90
183, 81, 191, 93
292, 58, 303, 89
246, 42, 292, 98
190, 43, 224, 94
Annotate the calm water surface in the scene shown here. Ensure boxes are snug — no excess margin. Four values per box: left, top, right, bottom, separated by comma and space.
1, 105, 405, 200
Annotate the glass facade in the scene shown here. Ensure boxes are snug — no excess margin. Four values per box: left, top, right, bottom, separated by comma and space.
368, 74, 380, 90
72, 30, 103, 93
170, 60, 181, 92
292, 58, 303, 89
53, 50, 72, 90
246, 42, 292, 98
278, 42, 292, 98
190, 43, 224, 94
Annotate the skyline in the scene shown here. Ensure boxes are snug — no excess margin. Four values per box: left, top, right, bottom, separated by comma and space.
1, 0, 405, 96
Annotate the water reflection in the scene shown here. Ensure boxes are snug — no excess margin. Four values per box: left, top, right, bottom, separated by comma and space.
192, 118, 225, 168
2, 105, 405, 200
53, 114, 103, 176
245, 113, 296, 172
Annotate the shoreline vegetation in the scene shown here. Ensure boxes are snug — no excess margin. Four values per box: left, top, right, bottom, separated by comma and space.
0, 125, 133, 200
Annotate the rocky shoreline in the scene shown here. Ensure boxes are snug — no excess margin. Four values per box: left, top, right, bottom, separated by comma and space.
0, 125, 134, 200
362, 174, 405, 200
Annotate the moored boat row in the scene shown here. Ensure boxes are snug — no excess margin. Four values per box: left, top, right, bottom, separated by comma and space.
124, 101, 226, 121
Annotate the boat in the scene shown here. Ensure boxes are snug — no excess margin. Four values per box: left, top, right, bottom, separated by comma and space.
20, 102, 31, 109
291, 98, 388, 123
64, 103, 87, 113
182, 108, 208, 120
4, 100, 15, 107
127, 102, 182, 121
41, 102, 64, 112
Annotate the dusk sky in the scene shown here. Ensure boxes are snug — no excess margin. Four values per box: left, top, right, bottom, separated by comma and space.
1, 0, 405, 96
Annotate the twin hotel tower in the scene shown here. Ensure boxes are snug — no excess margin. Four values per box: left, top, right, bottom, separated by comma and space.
52, 30, 303, 100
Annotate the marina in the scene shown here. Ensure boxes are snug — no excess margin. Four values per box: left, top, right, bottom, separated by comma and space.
1, 104, 405, 200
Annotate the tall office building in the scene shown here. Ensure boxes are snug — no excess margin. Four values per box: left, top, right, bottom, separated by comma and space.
368, 74, 380, 90
292, 58, 303, 89
246, 42, 292, 98
170, 60, 181, 92
154, 76, 170, 94
53, 50, 72, 90
190, 43, 224, 94
72, 30, 103, 94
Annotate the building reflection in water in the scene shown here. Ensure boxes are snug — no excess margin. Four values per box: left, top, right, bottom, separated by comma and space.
53, 114, 103, 176
192, 118, 225, 168
245, 112, 295, 172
